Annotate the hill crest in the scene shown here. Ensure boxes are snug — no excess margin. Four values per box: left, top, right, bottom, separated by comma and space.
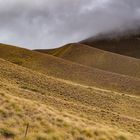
36, 43, 140, 79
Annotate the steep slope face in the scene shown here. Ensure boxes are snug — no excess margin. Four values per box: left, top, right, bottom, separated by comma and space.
36, 43, 140, 79
0, 43, 140, 95
0, 58, 140, 139
81, 34, 140, 59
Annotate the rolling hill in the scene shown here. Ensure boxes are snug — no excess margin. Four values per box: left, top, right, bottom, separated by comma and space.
0, 56, 140, 140
0, 43, 140, 95
0, 43, 140, 139
36, 43, 140, 79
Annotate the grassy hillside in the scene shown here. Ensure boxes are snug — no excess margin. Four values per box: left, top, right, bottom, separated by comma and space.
36, 43, 140, 79
0, 43, 140, 95
0, 43, 140, 139
81, 34, 140, 59
0, 58, 140, 139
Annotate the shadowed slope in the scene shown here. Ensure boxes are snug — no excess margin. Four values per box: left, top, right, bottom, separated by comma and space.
36, 43, 140, 79
0, 43, 140, 95
0, 58, 140, 139
81, 34, 140, 59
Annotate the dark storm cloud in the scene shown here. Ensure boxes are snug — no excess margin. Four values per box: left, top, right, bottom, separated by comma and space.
0, 0, 140, 49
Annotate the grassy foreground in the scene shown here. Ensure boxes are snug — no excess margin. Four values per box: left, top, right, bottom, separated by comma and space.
0, 58, 139, 140
0, 86, 136, 140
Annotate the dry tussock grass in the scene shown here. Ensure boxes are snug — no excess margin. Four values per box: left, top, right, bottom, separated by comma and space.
0, 89, 137, 140
0, 44, 140, 96
0, 44, 139, 140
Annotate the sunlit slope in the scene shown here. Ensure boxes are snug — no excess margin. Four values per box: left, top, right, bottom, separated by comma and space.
81, 34, 140, 59
0, 43, 140, 95
0, 58, 140, 139
36, 43, 140, 79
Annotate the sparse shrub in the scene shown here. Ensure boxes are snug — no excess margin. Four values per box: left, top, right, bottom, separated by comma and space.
13, 60, 23, 65
71, 128, 79, 136
21, 85, 40, 93
0, 109, 7, 117
36, 135, 47, 140
76, 136, 86, 140
21, 85, 29, 89
12, 57, 24, 65
30, 88, 39, 92
44, 127, 55, 134
117, 135, 127, 140
56, 118, 63, 123
94, 130, 99, 137
11, 102, 21, 112
98, 136, 108, 140
34, 132, 62, 140
81, 129, 93, 138
13, 61, 23, 65
46, 133, 62, 140
0, 128, 16, 138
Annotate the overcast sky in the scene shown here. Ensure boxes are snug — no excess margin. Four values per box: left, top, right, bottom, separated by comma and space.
0, 0, 140, 49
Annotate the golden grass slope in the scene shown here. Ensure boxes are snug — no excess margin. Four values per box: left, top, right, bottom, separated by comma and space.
0, 43, 140, 95
81, 34, 140, 59
36, 43, 140, 79
0, 58, 140, 139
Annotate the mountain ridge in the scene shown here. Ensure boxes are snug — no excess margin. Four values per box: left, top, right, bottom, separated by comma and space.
81, 33, 140, 59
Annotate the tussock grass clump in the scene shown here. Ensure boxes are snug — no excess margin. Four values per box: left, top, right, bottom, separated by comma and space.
12, 58, 24, 65
0, 127, 16, 138
35, 133, 48, 140
117, 135, 128, 140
